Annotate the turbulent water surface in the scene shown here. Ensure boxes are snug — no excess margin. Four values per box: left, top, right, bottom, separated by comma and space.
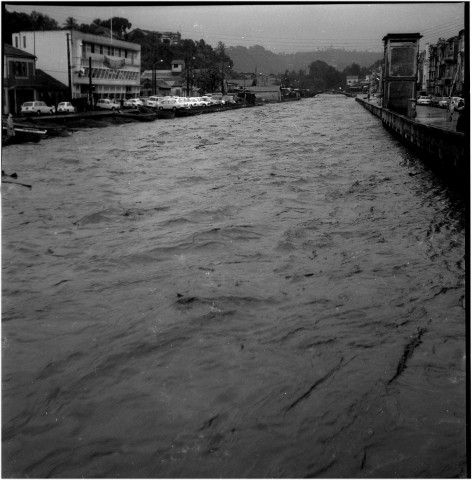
2, 95, 467, 478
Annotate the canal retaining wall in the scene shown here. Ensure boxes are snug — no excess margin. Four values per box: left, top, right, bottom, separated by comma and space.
356, 98, 467, 180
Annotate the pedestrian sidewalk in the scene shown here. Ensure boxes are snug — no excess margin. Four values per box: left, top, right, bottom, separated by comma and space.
363, 97, 460, 132
414, 105, 460, 131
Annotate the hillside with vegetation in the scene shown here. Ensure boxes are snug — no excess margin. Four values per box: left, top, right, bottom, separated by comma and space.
3, 8, 383, 93
227, 45, 383, 75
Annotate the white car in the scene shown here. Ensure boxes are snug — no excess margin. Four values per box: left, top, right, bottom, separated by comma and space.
176, 97, 191, 109
222, 95, 236, 104
437, 98, 449, 108
146, 96, 164, 107
96, 99, 121, 110
159, 99, 185, 110
187, 97, 201, 108
198, 97, 213, 107
416, 96, 431, 106
201, 96, 215, 106
123, 98, 143, 108
56, 102, 76, 114
21, 101, 54, 115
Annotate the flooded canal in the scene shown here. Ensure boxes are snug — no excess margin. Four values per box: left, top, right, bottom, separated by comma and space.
2, 95, 466, 477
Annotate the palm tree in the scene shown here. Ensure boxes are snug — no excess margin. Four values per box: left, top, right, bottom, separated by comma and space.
63, 17, 78, 30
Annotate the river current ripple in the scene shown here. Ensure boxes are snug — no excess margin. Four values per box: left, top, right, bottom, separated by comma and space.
2, 95, 466, 478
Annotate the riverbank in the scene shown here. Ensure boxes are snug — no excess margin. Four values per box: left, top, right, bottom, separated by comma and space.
355, 98, 467, 185
2, 102, 257, 141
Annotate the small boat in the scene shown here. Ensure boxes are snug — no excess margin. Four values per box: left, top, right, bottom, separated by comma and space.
2, 125, 47, 144
26, 123, 70, 137
116, 109, 157, 122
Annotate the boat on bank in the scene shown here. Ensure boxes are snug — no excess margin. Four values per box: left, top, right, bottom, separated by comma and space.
115, 108, 157, 122
2, 124, 47, 145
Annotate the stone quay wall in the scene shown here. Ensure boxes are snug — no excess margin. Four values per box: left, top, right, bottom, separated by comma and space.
356, 98, 467, 179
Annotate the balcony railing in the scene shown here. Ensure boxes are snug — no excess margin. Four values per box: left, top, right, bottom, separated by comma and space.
4, 75, 44, 88
79, 54, 138, 68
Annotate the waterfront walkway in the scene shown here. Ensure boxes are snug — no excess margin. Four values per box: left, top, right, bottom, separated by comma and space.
364, 98, 460, 132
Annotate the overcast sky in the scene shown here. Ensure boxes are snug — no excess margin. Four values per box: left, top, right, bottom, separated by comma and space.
4, 2, 465, 53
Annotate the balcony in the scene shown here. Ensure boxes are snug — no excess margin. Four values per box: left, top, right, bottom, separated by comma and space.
4, 75, 44, 88
78, 53, 138, 69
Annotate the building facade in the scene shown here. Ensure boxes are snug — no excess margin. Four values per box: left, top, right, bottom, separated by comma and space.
425, 31, 464, 97
12, 30, 141, 101
3, 43, 68, 114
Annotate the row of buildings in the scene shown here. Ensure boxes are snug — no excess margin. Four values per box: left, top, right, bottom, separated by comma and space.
3, 27, 465, 115
365, 29, 465, 99
419, 29, 465, 97
3, 28, 198, 114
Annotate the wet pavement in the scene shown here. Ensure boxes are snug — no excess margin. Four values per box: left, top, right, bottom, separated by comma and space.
365, 98, 461, 132
414, 105, 461, 131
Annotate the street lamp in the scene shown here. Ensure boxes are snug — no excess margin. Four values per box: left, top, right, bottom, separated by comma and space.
221, 64, 231, 95
153, 59, 163, 95
186, 56, 195, 96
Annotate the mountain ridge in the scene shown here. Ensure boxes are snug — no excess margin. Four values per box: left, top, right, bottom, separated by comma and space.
227, 45, 383, 74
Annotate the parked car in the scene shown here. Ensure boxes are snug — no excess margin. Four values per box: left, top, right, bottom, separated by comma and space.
222, 95, 236, 104
96, 98, 121, 110
124, 98, 143, 107
211, 96, 225, 105
21, 101, 55, 115
159, 99, 185, 110
416, 96, 431, 106
200, 96, 214, 106
56, 101, 76, 114
437, 97, 450, 108
188, 97, 201, 108
176, 97, 191, 109
146, 96, 164, 107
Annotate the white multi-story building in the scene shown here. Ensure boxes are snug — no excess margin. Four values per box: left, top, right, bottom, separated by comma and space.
12, 30, 141, 100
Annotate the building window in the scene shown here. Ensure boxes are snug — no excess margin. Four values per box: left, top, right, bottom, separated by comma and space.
23, 36, 26, 48
15, 36, 18, 48
124, 49, 127, 58
14, 61, 27, 77
107, 46, 111, 55
91, 44, 95, 53
100, 45, 103, 54
117, 48, 121, 57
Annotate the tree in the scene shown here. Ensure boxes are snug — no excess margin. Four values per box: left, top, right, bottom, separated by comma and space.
107, 17, 132, 39
63, 16, 78, 30
3, 9, 59, 44
343, 62, 362, 76
29, 10, 59, 30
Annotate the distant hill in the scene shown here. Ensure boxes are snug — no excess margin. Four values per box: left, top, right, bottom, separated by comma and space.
227, 45, 383, 74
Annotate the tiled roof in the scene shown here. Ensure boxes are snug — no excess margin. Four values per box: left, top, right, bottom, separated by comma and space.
3, 43, 36, 59
35, 69, 68, 90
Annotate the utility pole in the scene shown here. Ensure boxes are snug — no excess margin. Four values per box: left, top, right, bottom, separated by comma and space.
66, 32, 72, 99
186, 56, 194, 96
88, 56, 93, 106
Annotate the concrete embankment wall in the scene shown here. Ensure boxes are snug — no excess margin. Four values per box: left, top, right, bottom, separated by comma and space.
356, 98, 467, 179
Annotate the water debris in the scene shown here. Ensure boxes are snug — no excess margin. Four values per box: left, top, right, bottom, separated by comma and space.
2, 179, 32, 189
284, 357, 344, 413
176, 295, 197, 305
388, 327, 427, 384
200, 414, 220, 430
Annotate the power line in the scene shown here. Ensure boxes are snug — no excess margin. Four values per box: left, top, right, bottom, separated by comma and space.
6, 4, 463, 52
